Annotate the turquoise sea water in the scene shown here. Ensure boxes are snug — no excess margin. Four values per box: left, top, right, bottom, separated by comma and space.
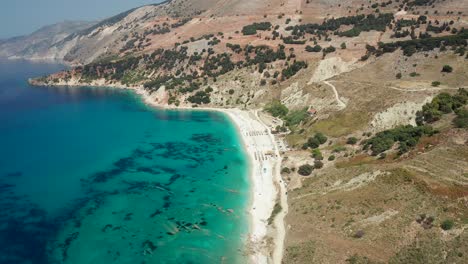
0, 60, 250, 263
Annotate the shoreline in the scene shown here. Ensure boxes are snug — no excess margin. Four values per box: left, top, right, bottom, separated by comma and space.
29, 79, 287, 264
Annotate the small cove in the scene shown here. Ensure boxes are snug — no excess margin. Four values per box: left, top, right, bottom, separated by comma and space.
0, 60, 250, 263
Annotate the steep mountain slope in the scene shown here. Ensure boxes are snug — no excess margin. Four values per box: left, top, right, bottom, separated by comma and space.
0, 21, 95, 61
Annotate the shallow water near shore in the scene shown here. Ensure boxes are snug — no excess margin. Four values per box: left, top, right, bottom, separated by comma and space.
0, 60, 250, 263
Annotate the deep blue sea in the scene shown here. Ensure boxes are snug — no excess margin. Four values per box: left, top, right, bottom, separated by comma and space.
0, 60, 250, 264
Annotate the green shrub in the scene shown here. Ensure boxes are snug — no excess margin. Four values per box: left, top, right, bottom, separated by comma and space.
282, 61, 308, 79
281, 167, 291, 174
341, 42, 347, 49
315, 133, 328, 144
312, 149, 324, 160
284, 108, 309, 127
298, 164, 314, 176
187, 91, 211, 104
305, 45, 322, 52
333, 146, 347, 153
323, 46, 336, 54
442, 65, 453, 73
347, 137, 358, 145
314, 160, 324, 169
431, 81, 441, 87
440, 219, 454, 230
364, 125, 436, 155
396, 73, 402, 79
242, 22, 272, 35
328, 155, 336, 161
416, 89, 468, 125
453, 108, 468, 128
306, 133, 328, 149
264, 101, 289, 117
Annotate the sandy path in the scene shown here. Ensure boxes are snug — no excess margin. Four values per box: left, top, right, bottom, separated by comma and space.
324, 80, 346, 109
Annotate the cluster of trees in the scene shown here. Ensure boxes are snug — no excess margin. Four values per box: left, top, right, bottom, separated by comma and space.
305, 45, 322, 52
286, 13, 393, 39
187, 89, 212, 105
245, 45, 287, 66
298, 164, 313, 176
377, 29, 468, 56
454, 109, 468, 128
264, 102, 309, 127
416, 88, 467, 125
242, 22, 272, 35
336, 14, 393, 37
303, 133, 328, 149
322, 46, 336, 55
226, 43, 242, 53
264, 100, 289, 117
408, 0, 437, 7
282, 61, 308, 79
282, 36, 306, 45
364, 89, 467, 156
203, 53, 235, 77
364, 125, 436, 155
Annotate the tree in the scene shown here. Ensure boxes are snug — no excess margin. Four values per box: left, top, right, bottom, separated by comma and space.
315, 132, 328, 144
305, 45, 322, 52
298, 164, 313, 176
454, 109, 468, 128
312, 148, 323, 160
440, 219, 454, 230
314, 160, 324, 169
347, 137, 358, 145
442, 65, 453, 73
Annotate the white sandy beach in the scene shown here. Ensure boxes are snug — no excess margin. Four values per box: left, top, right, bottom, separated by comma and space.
30, 78, 287, 264
223, 109, 286, 264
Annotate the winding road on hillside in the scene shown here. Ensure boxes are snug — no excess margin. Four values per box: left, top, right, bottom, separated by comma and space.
324, 80, 347, 109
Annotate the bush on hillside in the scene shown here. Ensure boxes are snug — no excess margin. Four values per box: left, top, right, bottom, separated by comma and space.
312, 148, 324, 160
454, 108, 468, 128
298, 164, 314, 176
364, 125, 436, 155
264, 101, 289, 117
442, 65, 453, 73
440, 219, 454, 230
416, 88, 468, 125
242, 22, 272, 35
284, 108, 309, 127
306, 133, 328, 149
305, 45, 322, 52
347, 137, 358, 145
314, 160, 324, 169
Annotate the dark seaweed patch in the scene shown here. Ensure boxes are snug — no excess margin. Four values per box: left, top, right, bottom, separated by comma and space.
142, 240, 157, 251
4, 171, 22, 178
149, 209, 162, 218
124, 213, 133, 221
102, 224, 113, 232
